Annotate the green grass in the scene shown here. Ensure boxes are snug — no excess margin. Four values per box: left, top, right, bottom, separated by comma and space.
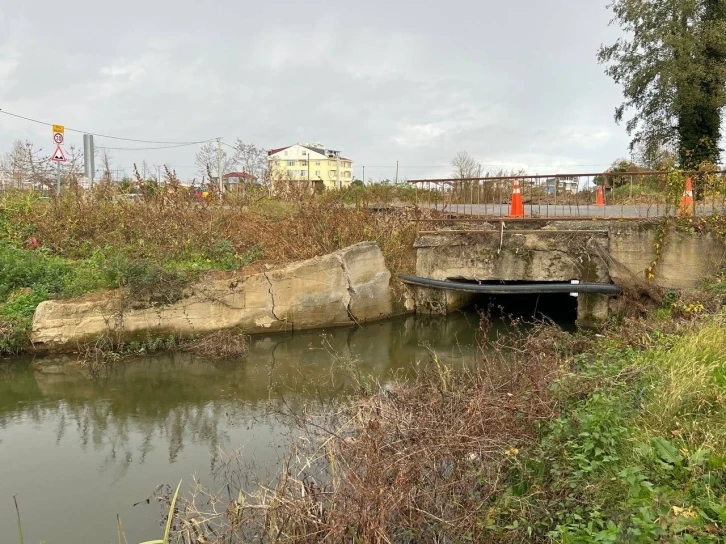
0, 242, 256, 355
490, 316, 726, 542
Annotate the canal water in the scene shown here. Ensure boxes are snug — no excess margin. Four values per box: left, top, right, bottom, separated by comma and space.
0, 310, 497, 544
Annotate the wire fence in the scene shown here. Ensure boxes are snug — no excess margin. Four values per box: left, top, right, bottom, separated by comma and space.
408, 170, 726, 222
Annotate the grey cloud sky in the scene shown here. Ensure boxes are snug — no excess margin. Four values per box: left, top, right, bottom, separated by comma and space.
1, 0, 631, 181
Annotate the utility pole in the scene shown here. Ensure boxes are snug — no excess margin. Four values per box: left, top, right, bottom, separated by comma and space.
362, 165, 365, 185
336, 153, 341, 190
217, 137, 223, 198
395, 160, 399, 186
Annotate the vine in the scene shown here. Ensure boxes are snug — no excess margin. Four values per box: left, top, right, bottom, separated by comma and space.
645, 217, 669, 282
666, 170, 681, 213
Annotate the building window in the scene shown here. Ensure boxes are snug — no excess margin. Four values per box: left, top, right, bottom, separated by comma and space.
315, 171, 321, 177
287, 160, 295, 166
345, 171, 351, 178
315, 161, 320, 166
300, 161, 307, 166
300, 170, 307, 177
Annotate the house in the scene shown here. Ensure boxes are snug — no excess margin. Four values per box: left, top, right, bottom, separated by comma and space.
541, 176, 579, 194
267, 143, 353, 190
223, 171, 258, 185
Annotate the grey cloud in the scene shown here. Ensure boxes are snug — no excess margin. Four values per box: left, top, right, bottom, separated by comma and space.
1, 0, 632, 182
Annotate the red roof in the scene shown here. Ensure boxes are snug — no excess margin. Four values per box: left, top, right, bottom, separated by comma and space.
224, 172, 256, 180
268, 146, 291, 156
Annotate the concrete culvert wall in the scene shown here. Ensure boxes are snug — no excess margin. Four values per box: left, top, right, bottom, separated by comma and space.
412, 221, 726, 326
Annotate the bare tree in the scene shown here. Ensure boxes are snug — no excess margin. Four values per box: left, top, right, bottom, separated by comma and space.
451, 151, 481, 179
0, 140, 55, 190
98, 149, 113, 183
141, 160, 151, 181
195, 142, 235, 183
232, 140, 267, 181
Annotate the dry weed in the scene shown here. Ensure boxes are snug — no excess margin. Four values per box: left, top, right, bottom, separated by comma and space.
0, 187, 419, 276
165, 323, 573, 543
183, 330, 250, 359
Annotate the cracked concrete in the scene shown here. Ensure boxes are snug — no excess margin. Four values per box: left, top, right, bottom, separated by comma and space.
263, 271, 281, 323
413, 222, 726, 323
341, 260, 359, 325
31, 242, 397, 350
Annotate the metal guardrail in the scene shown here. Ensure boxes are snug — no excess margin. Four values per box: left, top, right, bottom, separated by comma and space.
408, 170, 726, 222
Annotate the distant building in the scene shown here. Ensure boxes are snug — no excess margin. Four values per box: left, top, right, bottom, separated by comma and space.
267, 143, 353, 190
541, 176, 579, 194
223, 171, 258, 185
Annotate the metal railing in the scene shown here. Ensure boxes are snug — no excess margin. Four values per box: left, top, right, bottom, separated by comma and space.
408, 170, 726, 223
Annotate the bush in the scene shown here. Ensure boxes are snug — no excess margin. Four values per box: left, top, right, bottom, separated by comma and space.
492, 319, 726, 542
117, 258, 189, 304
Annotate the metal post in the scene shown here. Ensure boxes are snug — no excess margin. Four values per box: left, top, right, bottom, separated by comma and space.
56, 161, 60, 195
83, 134, 95, 186
395, 160, 399, 186
217, 137, 223, 198
336, 153, 341, 190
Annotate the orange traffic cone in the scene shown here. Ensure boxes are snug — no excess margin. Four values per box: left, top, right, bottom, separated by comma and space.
508, 179, 525, 218
678, 177, 694, 216
595, 186, 605, 207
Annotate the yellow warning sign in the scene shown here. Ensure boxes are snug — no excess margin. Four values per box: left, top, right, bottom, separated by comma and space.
52, 124, 64, 134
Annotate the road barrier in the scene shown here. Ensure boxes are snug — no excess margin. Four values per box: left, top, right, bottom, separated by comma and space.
408, 170, 726, 222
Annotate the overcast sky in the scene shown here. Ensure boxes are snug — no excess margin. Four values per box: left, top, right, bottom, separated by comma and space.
0, 0, 631, 181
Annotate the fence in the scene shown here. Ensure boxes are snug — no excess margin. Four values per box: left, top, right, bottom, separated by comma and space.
408, 170, 726, 222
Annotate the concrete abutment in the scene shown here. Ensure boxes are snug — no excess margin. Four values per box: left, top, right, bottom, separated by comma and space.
413, 221, 725, 326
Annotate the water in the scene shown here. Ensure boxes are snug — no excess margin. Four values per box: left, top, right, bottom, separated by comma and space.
0, 311, 488, 544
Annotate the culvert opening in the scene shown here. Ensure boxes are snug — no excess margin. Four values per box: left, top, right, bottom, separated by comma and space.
451, 279, 579, 325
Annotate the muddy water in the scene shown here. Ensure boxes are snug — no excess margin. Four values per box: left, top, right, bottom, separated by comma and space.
0, 311, 492, 544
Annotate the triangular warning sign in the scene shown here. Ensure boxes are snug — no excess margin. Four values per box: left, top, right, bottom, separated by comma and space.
51, 145, 67, 162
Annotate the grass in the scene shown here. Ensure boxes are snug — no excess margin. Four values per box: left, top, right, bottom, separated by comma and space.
0, 186, 419, 355
507, 318, 726, 542
157, 299, 726, 543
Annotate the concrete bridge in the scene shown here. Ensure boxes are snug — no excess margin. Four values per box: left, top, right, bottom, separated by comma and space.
408, 220, 725, 326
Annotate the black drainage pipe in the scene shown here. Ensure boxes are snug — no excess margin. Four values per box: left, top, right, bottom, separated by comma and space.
397, 274, 622, 295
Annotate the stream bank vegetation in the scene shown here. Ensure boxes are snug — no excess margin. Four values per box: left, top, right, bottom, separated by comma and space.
0, 185, 419, 356
144, 287, 726, 543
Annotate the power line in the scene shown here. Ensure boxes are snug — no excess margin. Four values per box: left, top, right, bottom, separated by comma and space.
0, 109, 215, 145
98, 142, 209, 151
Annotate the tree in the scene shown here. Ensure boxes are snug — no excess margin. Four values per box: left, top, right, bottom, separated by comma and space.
194, 142, 235, 184
0, 140, 54, 190
598, 0, 726, 170
593, 158, 644, 187
99, 149, 113, 183
451, 151, 480, 179
232, 140, 267, 180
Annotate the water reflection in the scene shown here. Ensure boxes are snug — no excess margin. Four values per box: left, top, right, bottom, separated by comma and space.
0, 312, 484, 544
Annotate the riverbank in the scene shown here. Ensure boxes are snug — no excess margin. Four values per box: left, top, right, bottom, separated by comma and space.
0, 310, 488, 544
164, 289, 726, 543
0, 187, 418, 355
